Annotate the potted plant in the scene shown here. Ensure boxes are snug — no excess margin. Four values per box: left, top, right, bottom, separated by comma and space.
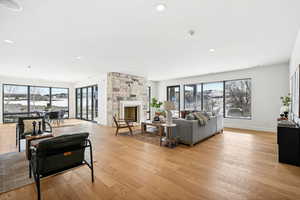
150, 98, 163, 121
280, 94, 291, 118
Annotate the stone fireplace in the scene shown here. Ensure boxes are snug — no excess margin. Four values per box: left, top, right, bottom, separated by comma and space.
107, 72, 148, 126
119, 101, 145, 124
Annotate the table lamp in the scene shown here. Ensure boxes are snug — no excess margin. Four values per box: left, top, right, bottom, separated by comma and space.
164, 101, 175, 125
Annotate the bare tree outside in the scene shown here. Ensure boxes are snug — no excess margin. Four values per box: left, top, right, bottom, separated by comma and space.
184, 85, 196, 110
225, 79, 251, 118
203, 82, 223, 115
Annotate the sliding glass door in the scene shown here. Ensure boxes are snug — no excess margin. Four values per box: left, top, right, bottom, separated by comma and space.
76, 85, 98, 122
167, 85, 180, 118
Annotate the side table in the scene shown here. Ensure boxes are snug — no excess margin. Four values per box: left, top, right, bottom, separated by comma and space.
160, 123, 177, 148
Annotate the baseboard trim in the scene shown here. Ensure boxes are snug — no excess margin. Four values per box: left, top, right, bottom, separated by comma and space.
224, 127, 275, 134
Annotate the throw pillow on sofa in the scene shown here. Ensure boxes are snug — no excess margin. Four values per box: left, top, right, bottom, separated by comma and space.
185, 113, 195, 120
193, 112, 208, 126
199, 111, 211, 120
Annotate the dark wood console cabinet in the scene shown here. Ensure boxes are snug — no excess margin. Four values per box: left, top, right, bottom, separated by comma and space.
277, 125, 300, 166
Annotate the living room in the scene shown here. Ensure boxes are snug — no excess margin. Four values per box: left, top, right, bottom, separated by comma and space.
1, 0, 300, 200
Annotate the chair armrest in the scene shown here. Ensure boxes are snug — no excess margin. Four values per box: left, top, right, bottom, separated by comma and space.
16, 124, 24, 136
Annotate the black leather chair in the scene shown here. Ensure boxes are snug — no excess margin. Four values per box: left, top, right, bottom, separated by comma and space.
59, 110, 66, 124
47, 111, 60, 126
29, 132, 94, 200
16, 116, 52, 152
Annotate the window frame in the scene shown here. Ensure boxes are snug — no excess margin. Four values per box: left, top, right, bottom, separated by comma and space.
181, 78, 252, 120
147, 86, 151, 120
167, 85, 181, 118
183, 84, 197, 110
51, 87, 70, 118
75, 85, 98, 122
2, 84, 70, 123
224, 78, 252, 120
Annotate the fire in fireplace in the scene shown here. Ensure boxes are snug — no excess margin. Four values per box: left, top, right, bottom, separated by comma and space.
124, 106, 138, 122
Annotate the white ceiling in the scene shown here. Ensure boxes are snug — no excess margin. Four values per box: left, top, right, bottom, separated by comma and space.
1, 0, 300, 82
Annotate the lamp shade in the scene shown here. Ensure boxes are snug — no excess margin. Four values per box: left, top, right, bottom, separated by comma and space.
164, 101, 175, 111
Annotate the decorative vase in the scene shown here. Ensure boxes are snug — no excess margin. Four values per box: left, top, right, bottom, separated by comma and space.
284, 111, 289, 118
166, 110, 173, 125
280, 106, 289, 119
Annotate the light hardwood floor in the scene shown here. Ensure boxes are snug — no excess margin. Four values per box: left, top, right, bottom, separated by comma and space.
1, 120, 300, 200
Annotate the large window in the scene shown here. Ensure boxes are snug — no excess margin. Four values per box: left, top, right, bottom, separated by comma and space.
184, 85, 196, 110
51, 88, 69, 117
167, 85, 180, 118
3, 85, 29, 123
76, 85, 98, 121
30, 87, 50, 112
182, 78, 251, 119
3, 84, 69, 123
225, 79, 251, 119
147, 86, 151, 120
203, 82, 224, 115
184, 84, 202, 111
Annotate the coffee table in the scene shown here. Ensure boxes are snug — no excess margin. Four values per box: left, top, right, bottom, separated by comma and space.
141, 121, 164, 136
25, 133, 54, 160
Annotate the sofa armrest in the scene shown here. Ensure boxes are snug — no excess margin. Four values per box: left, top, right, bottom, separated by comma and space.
215, 115, 224, 132
173, 119, 198, 145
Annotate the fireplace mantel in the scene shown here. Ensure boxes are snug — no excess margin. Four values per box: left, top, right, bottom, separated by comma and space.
119, 101, 145, 123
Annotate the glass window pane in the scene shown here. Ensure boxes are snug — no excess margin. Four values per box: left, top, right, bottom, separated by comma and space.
30, 87, 50, 112
76, 88, 81, 118
167, 86, 180, 118
196, 84, 202, 110
93, 86, 98, 118
51, 88, 69, 117
3, 85, 29, 122
184, 85, 196, 110
225, 79, 251, 119
88, 87, 92, 120
147, 87, 151, 120
203, 82, 223, 115
82, 88, 87, 120
3, 85, 28, 114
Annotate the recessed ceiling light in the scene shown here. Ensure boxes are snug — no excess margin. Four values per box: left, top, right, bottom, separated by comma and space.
156, 4, 166, 12
3, 39, 14, 44
209, 49, 215, 52
188, 30, 195, 36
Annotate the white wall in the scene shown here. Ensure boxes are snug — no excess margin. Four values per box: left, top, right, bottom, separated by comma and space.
74, 73, 107, 125
148, 81, 159, 99
0, 75, 74, 123
290, 30, 300, 77
157, 63, 289, 132
289, 29, 300, 124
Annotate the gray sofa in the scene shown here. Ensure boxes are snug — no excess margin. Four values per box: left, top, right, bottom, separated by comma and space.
173, 115, 223, 146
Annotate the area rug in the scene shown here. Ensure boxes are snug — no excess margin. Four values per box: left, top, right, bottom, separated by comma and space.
0, 152, 33, 194
0, 150, 95, 194
118, 130, 161, 146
